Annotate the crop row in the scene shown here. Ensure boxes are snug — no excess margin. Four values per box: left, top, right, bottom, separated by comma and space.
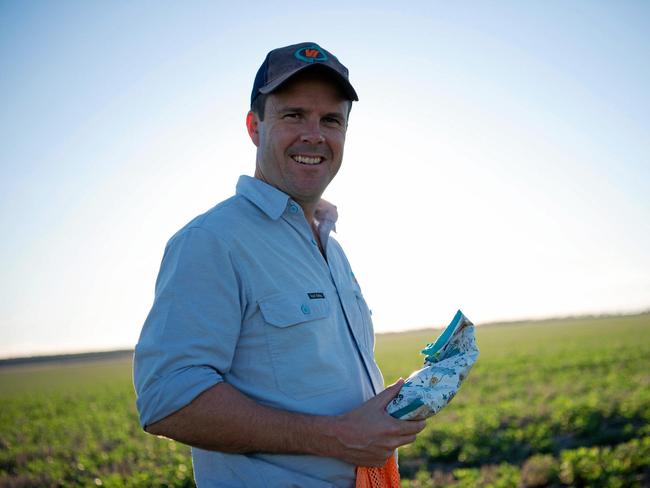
403, 436, 650, 488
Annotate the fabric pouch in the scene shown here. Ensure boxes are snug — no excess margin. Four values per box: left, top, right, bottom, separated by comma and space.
386, 310, 479, 420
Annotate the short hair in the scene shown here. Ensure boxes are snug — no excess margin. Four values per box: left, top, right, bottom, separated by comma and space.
251, 92, 269, 120
250, 67, 353, 121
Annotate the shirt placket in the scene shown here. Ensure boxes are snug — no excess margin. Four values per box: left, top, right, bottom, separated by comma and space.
281, 201, 380, 395
282, 201, 331, 272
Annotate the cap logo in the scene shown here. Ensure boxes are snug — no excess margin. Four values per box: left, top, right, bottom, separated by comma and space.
294, 45, 328, 63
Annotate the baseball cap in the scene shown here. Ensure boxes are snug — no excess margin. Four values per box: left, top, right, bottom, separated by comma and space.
250, 42, 359, 107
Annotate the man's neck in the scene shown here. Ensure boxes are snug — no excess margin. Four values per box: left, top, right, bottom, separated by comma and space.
298, 202, 317, 224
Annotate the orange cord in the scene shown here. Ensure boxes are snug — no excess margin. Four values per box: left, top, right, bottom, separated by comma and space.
355, 455, 400, 488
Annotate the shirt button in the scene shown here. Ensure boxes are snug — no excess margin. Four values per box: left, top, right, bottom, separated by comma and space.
301, 304, 311, 315
311, 239, 317, 246
289, 204, 299, 214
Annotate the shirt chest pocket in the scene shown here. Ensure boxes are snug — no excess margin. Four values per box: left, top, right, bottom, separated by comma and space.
258, 292, 347, 400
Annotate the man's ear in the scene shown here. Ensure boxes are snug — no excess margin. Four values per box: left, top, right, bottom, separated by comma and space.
246, 111, 260, 147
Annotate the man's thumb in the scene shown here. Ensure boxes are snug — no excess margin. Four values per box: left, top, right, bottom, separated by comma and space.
375, 378, 405, 408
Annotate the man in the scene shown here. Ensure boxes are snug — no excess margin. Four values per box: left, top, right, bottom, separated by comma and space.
133, 42, 425, 487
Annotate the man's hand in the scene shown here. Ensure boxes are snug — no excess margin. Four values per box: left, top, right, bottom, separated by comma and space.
322, 379, 426, 467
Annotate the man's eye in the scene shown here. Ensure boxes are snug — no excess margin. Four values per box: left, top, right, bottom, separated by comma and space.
283, 113, 300, 119
324, 117, 341, 125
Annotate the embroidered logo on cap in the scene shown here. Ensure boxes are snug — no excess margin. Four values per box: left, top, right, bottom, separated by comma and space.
294, 45, 328, 63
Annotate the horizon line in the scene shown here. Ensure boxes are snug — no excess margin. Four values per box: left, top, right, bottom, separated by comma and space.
1, 309, 648, 363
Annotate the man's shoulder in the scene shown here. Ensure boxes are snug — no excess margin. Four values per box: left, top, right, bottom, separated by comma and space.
168, 194, 255, 245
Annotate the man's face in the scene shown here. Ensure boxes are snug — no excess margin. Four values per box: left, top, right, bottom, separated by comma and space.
247, 76, 349, 209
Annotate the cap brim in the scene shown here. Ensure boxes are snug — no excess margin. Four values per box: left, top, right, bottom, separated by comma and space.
259, 64, 359, 101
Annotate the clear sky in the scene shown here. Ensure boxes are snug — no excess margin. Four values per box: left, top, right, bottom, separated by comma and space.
1, 1, 649, 358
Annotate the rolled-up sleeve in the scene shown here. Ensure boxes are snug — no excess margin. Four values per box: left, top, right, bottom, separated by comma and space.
133, 226, 243, 428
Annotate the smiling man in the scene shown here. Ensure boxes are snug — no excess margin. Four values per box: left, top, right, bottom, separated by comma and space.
133, 42, 425, 487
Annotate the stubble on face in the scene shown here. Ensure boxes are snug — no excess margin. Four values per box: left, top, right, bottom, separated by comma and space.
250, 75, 349, 219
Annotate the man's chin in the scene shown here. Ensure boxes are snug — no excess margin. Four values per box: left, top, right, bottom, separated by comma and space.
289, 188, 327, 205
287, 180, 330, 201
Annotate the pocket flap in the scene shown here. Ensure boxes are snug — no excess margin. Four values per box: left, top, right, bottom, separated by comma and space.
258, 291, 330, 327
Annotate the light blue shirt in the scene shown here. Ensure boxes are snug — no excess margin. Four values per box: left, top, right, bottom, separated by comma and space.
134, 175, 384, 487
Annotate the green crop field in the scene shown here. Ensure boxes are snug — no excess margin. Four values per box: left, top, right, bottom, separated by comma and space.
1, 314, 649, 487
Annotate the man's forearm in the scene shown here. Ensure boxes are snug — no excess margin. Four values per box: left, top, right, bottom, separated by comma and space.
145, 382, 336, 456
145, 380, 425, 467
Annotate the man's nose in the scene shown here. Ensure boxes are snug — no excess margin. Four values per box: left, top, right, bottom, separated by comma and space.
300, 121, 325, 144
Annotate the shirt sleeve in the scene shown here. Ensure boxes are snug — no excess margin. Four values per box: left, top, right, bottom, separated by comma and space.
133, 226, 244, 428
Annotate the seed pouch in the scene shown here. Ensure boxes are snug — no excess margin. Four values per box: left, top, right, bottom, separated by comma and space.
386, 310, 479, 420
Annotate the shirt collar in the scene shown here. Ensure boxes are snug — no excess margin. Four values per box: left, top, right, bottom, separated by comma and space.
314, 199, 338, 244
236, 175, 290, 220
235, 175, 339, 235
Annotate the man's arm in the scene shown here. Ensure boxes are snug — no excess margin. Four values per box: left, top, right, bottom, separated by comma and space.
146, 379, 425, 467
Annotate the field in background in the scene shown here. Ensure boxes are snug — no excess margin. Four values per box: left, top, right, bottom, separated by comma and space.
377, 314, 650, 487
1, 314, 648, 487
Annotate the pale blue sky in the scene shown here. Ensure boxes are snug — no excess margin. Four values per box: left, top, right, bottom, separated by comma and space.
1, 1, 649, 358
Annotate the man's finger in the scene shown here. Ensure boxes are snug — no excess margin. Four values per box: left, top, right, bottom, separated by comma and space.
374, 379, 405, 409
395, 433, 418, 446
392, 418, 426, 435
